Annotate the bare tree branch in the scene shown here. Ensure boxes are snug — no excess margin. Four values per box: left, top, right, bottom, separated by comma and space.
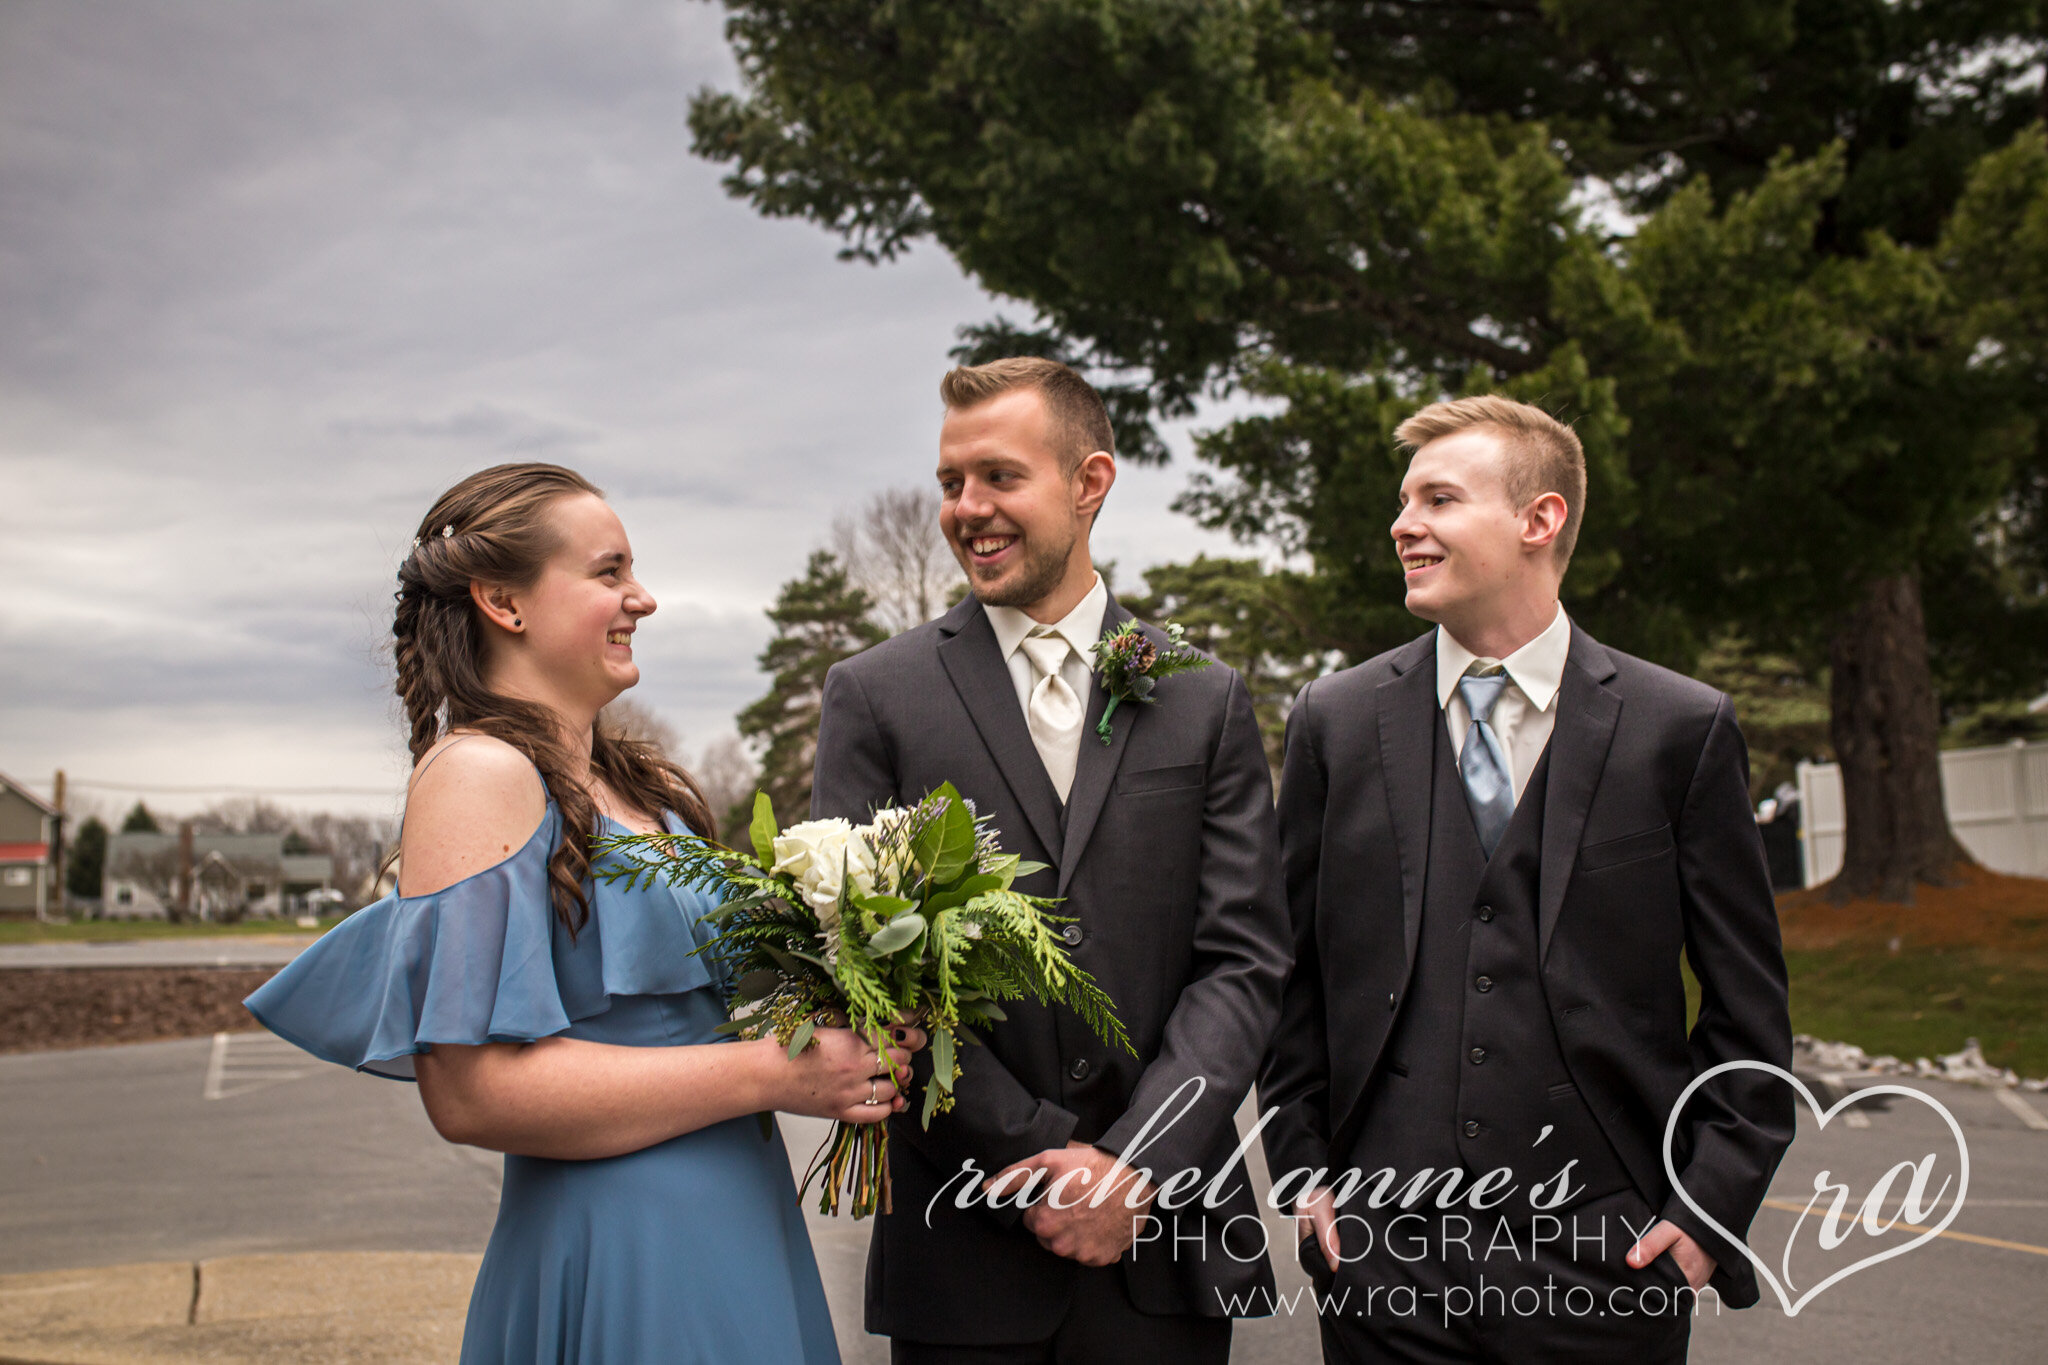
830, 486, 964, 635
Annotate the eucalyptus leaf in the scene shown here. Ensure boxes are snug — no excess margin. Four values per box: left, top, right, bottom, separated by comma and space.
786, 1018, 816, 1059
749, 792, 779, 867
867, 912, 927, 956
931, 1026, 956, 1090
734, 969, 783, 1001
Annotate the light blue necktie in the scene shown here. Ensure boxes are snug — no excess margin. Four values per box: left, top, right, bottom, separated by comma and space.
1457, 667, 1515, 858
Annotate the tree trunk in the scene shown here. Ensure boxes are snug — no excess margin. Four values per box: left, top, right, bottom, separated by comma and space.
1826, 573, 1970, 902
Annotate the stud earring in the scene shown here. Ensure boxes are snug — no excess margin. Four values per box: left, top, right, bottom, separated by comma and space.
512, 618, 522, 628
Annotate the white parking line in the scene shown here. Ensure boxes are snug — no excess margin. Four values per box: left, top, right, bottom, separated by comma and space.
202, 1031, 317, 1100
1995, 1088, 2048, 1131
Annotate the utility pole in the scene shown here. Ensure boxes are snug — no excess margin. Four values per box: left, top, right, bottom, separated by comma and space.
48, 770, 67, 920
176, 821, 194, 922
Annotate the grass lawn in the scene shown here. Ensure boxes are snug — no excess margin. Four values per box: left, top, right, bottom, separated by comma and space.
1784, 945, 2048, 1078
0, 915, 347, 945
1775, 863, 2048, 1079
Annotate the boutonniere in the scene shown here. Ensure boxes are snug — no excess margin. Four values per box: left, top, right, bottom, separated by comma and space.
1087, 620, 1212, 744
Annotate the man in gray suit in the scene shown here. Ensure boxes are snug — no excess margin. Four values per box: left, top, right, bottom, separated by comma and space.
1260, 396, 1794, 1362
811, 357, 1292, 1363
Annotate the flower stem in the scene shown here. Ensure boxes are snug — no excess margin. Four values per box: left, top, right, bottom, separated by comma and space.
1096, 695, 1121, 745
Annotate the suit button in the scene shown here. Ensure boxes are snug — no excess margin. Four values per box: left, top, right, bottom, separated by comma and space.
1475, 976, 1493, 993
1469, 1047, 1487, 1065
1464, 1120, 1480, 1138
1060, 924, 1084, 947
1477, 905, 1496, 923
1069, 1058, 1091, 1081
1388, 992, 1398, 1011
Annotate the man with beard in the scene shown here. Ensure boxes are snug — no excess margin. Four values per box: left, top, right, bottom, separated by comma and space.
811, 357, 1291, 1362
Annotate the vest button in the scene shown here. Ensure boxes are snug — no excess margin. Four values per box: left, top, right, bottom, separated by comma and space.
1469, 1047, 1487, 1065
1477, 905, 1496, 922
1475, 976, 1494, 993
1463, 1120, 1480, 1138
1069, 1058, 1091, 1081
1060, 924, 1084, 947
1388, 992, 1398, 1010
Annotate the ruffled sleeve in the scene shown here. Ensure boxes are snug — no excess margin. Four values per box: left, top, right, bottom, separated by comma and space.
244, 804, 726, 1080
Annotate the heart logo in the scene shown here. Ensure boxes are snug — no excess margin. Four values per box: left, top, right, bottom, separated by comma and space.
1662, 1059, 1970, 1317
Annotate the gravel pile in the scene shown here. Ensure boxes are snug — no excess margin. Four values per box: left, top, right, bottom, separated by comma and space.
1796, 1033, 2048, 1090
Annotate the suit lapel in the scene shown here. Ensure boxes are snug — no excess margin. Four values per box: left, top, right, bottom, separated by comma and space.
1537, 627, 1622, 964
1056, 597, 1135, 896
1376, 632, 1440, 971
935, 599, 1066, 861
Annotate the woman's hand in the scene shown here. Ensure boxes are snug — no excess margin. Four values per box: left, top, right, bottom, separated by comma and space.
768, 1027, 919, 1125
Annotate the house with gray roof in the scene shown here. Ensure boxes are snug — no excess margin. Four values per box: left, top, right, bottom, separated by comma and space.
104, 828, 334, 921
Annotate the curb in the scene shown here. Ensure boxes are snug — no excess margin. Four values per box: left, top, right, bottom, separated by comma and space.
0, 1252, 479, 1365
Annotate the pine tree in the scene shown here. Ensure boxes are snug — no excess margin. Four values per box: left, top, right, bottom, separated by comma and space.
691, 0, 2048, 901
119, 802, 159, 834
1122, 556, 1337, 781
65, 816, 108, 901
737, 551, 887, 831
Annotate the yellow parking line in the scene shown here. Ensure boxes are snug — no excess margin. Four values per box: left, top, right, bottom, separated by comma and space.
1757, 1198, 2048, 1258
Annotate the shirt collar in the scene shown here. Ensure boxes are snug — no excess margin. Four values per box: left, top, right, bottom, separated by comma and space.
986, 572, 1108, 664
1435, 603, 1571, 713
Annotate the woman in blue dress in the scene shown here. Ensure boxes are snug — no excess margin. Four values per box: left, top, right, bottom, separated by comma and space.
246, 463, 918, 1364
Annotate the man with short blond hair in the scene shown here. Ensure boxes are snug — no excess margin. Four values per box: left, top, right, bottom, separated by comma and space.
1392, 394, 1588, 568
1261, 394, 1793, 1362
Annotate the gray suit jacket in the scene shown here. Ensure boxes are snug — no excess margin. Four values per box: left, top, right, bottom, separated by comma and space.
1258, 623, 1795, 1310
813, 591, 1290, 1341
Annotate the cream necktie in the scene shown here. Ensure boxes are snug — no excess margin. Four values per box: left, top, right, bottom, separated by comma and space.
1018, 627, 1083, 802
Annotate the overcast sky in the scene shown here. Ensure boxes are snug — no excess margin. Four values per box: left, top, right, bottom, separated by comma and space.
0, 1, 1243, 822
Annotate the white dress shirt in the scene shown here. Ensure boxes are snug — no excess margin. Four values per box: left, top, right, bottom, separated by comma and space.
1436, 604, 1571, 803
985, 574, 1109, 798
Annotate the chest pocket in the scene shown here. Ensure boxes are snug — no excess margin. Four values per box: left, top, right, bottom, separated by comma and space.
1115, 762, 1205, 795
1578, 823, 1674, 872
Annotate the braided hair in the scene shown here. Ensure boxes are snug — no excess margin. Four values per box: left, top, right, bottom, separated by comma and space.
392, 462, 715, 934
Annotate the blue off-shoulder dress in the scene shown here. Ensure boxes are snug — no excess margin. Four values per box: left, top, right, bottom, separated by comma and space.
244, 804, 840, 1365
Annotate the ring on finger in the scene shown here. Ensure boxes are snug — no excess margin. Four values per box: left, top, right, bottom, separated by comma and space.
867, 1079, 879, 1105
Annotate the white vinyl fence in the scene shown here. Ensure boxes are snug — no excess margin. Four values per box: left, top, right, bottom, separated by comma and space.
1797, 739, 2048, 888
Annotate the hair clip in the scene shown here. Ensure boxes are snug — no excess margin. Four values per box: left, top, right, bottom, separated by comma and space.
441, 525, 455, 538
410, 536, 421, 550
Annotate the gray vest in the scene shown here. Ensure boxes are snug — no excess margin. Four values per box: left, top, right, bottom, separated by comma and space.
1346, 713, 1630, 1213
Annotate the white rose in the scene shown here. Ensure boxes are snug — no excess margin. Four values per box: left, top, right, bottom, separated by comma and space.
770, 817, 851, 880
771, 818, 857, 928
771, 818, 893, 931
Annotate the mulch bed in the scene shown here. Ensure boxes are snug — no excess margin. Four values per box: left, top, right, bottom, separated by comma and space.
1779, 863, 2048, 955
0, 968, 279, 1053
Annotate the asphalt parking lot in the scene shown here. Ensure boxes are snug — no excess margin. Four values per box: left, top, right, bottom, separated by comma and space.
2, 1035, 2042, 1363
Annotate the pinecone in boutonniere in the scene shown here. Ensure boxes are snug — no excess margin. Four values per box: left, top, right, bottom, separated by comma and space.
1087, 620, 1212, 744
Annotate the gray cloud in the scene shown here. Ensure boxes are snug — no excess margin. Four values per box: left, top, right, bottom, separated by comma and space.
0, 0, 1239, 817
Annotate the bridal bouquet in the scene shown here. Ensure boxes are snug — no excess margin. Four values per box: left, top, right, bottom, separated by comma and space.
595, 783, 1129, 1218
